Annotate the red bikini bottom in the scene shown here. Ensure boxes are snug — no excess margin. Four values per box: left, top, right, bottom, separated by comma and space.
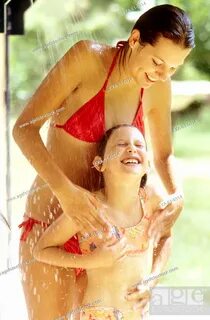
18, 215, 84, 277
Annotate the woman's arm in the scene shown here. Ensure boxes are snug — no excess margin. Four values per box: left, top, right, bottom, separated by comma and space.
146, 231, 173, 288
143, 79, 184, 239
13, 40, 86, 194
143, 78, 181, 194
12, 40, 108, 229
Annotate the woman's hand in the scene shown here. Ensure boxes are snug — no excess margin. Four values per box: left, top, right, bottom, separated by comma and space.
126, 282, 152, 317
148, 194, 184, 246
55, 185, 111, 231
90, 236, 128, 268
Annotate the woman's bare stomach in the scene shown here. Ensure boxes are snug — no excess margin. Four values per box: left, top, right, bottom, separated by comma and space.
82, 246, 153, 319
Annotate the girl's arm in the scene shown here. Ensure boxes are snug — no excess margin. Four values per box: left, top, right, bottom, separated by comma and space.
33, 213, 127, 269
33, 214, 94, 269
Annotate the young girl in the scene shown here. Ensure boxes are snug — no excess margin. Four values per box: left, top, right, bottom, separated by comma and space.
33, 125, 172, 320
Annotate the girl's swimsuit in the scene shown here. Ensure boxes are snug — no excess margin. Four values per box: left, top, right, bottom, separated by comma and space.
53, 40, 145, 142
18, 40, 146, 277
77, 306, 124, 320
77, 198, 151, 256
74, 198, 152, 320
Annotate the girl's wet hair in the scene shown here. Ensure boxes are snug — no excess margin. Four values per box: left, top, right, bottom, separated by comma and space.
97, 124, 147, 188
119, 4, 195, 69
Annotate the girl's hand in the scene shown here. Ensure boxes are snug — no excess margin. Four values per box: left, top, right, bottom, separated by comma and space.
90, 236, 128, 268
126, 282, 151, 316
55, 184, 111, 232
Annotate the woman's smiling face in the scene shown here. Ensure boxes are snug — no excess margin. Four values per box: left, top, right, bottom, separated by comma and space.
127, 31, 192, 87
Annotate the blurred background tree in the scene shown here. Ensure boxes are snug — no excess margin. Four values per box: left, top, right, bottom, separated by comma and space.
10, 0, 209, 115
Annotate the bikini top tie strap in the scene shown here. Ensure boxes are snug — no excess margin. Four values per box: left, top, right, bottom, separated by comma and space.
102, 50, 121, 90
102, 41, 127, 90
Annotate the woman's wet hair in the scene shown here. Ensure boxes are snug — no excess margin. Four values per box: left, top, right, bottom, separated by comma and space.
97, 124, 147, 188
119, 4, 195, 69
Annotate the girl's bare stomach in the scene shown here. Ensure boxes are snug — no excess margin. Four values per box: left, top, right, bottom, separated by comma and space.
82, 246, 153, 319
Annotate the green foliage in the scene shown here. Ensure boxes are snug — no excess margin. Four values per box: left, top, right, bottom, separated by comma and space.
10, 0, 210, 115
173, 105, 210, 157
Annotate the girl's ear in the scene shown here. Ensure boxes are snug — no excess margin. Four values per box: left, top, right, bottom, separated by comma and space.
92, 156, 105, 172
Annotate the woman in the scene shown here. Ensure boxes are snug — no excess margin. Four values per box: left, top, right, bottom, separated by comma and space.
13, 4, 194, 320
33, 125, 172, 320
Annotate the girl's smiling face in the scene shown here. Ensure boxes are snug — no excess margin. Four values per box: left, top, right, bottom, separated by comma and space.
95, 126, 148, 179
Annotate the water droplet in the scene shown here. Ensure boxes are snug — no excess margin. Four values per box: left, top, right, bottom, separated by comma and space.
22, 272, 26, 281
49, 212, 53, 219
33, 196, 37, 204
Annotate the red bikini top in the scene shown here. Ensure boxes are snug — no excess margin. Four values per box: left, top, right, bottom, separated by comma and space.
54, 41, 145, 143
